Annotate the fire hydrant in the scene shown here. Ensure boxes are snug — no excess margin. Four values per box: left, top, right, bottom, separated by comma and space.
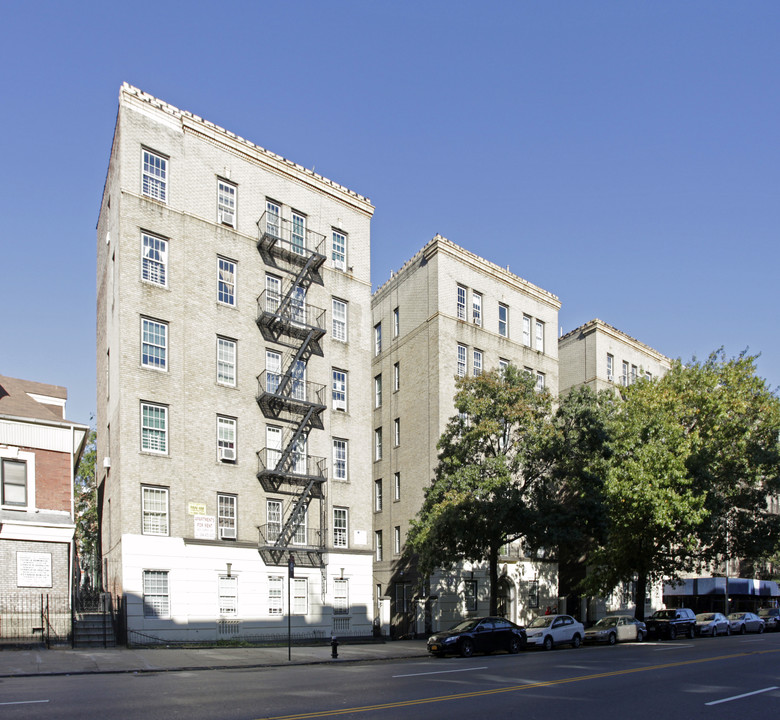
331, 635, 339, 659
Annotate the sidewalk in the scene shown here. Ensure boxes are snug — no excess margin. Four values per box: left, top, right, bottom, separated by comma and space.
0, 639, 429, 678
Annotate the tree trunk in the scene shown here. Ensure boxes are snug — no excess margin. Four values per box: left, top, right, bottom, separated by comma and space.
489, 547, 499, 616
635, 574, 648, 622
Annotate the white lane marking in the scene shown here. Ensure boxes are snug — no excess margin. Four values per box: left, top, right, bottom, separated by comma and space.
0, 700, 50, 706
705, 686, 779, 706
393, 666, 489, 678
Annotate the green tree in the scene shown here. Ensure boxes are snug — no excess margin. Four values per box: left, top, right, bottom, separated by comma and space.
407, 365, 555, 615
74, 430, 99, 591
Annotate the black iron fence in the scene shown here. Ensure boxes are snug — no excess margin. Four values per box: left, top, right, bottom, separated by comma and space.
0, 593, 71, 647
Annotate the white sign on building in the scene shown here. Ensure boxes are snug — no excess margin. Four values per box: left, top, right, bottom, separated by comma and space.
194, 515, 216, 540
17, 552, 52, 588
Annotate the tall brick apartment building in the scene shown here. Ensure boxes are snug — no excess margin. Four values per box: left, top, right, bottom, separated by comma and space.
96, 85, 375, 642
0, 375, 89, 639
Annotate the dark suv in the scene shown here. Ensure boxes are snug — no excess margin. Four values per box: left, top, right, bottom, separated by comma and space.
645, 608, 696, 640
757, 607, 780, 631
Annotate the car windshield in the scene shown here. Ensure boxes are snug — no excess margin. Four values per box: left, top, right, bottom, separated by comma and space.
696, 614, 716, 621
651, 610, 675, 619
448, 619, 482, 633
528, 616, 554, 628
758, 609, 777, 617
592, 617, 619, 628
727, 613, 744, 620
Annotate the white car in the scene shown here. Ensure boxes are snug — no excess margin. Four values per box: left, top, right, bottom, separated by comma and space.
525, 614, 585, 650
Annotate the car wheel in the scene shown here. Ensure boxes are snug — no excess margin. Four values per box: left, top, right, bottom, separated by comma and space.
460, 639, 474, 658
509, 636, 521, 654
725, 626, 730, 636
669, 627, 677, 641
572, 634, 581, 649
543, 635, 553, 651
636, 630, 644, 642
608, 632, 617, 646
759, 625, 765, 634
740, 625, 746, 635
688, 625, 695, 639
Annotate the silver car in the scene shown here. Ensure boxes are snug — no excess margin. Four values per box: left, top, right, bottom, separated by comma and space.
584, 615, 646, 645
525, 614, 585, 650
695, 612, 730, 637
728, 612, 765, 634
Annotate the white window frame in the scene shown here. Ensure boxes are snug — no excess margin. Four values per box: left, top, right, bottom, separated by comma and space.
265, 274, 282, 314
457, 344, 467, 377
141, 403, 167, 454
631, 365, 638, 384
536, 372, 545, 392
142, 486, 169, 535
268, 575, 283, 615
218, 493, 237, 539
473, 349, 483, 376
393, 307, 399, 338
218, 575, 238, 616
217, 416, 236, 461
333, 439, 348, 481
375, 479, 383, 512
393, 362, 400, 392
333, 507, 348, 548
374, 323, 382, 356
394, 526, 401, 554
293, 577, 308, 614
332, 369, 347, 411
472, 292, 482, 326
332, 230, 347, 270
217, 179, 236, 226
265, 200, 281, 239
142, 149, 167, 203
293, 509, 307, 546
142, 232, 167, 287
334, 578, 349, 615
535, 320, 544, 352
291, 211, 306, 255
218, 257, 236, 306
523, 315, 531, 346
375, 428, 383, 461
267, 499, 282, 543
141, 317, 167, 371
143, 570, 169, 618
621, 361, 629, 387
607, 353, 614, 381
394, 472, 400, 501
498, 304, 508, 337
375, 374, 382, 408
375, 531, 383, 561
394, 418, 400, 447
457, 286, 466, 320
217, 337, 236, 387
332, 299, 347, 342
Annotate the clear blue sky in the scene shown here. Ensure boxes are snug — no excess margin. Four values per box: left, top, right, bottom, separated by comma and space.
1, 1, 778, 426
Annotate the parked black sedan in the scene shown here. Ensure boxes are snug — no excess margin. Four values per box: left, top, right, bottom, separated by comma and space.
427, 617, 527, 658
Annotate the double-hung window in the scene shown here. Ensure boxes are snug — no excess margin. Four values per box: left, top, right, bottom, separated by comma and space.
217, 179, 236, 226
332, 299, 347, 342
268, 576, 283, 615
218, 494, 237, 539
142, 232, 167, 286
473, 349, 483, 376
332, 369, 347, 411
334, 578, 349, 615
535, 320, 544, 352
142, 149, 167, 202
332, 230, 346, 270
142, 486, 169, 535
394, 472, 401, 501
293, 578, 308, 614
291, 211, 306, 254
631, 365, 638, 384
1, 459, 26, 506
374, 323, 382, 356
141, 318, 167, 370
267, 500, 282, 542
393, 362, 400, 391
217, 416, 236, 462
141, 403, 167, 454
333, 507, 348, 548
457, 344, 467, 377
293, 509, 307, 546
394, 418, 400, 447
333, 439, 348, 481
217, 337, 236, 387
218, 257, 236, 306
143, 570, 169, 617
265, 274, 281, 314
606, 354, 614, 381
265, 200, 281, 239
375, 479, 383, 512
374, 375, 382, 408
374, 428, 383, 461
393, 307, 399, 338
457, 286, 466, 319
394, 526, 401, 554
621, 361, 629, 387
536, 372, 545, 392
522, 315, 531, 346
498, 304, 508, 337
375, 530, 383, 561
472, 292, 482, 326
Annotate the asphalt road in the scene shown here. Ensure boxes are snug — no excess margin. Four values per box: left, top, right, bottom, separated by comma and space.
1, 633, 779, 719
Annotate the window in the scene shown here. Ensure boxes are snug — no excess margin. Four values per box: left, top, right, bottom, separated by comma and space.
141, 403, 167, 454
374, 323, 382, 356
375, 530, 383, 561
472, 292, 482, 326
535, 320, 544, 352
457, 344, 467, 377
393, 307, 399, 338
332, 369, 347, 411
333, 507, 348, 548
621, 361, 629, 387
374, 428, 383, 461
394, 526, 401, 554
334, 578, 349, 615
374, 375, 383, 408
523, 315, 531, 346
375, 479, 383, 512
141, 318, 167, 370
218, 575, 237, 615
217, 337, 236, 387
218, 257, 236, 306
332, 299, 347, 342
498, 304, 508, 337
646, 371, 653, 381
143, 570, 169, 617
631, 365, 638, 384
473, 349, 483, 376
1, 459, 26, 506
291, 212, 306, 254
266, 426, 282, 470
332, 230, 347, 270
218, 494, 236, 539
536, 372, 545, 392
333, 439, 348, 481
464, 580, 477, 611
142, 486, 169, 535
394, 418, 400, 447
499, 358, 509, 375
394, 472, 400, 501
267, 500, 282, 542
457, 286, 466, 320
265, 274, 282, 313
142, 149, 167, 202
217, 416, 236, 462
293, 509, 307, 545
528, 580, 539, 608
393, 362, 400, 392
268, 576, 283, 615
606, 354, 614, 381
293, 578, 308, 614
217, 179, 236, 226
265, 200, 281, 238
142, 232, 167, 286
290, 285, 306, 329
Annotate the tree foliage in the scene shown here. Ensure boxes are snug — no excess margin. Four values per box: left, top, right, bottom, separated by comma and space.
74, 430, 99, 590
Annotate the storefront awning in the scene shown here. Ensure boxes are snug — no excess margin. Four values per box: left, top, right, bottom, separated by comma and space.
664, 577, 780, 598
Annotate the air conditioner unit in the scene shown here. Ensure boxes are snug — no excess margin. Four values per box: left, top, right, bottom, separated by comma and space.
607, 374, 613, 382
221, 211, 235, 226
220, 526, 237, 540
103, 456, 111, 468
219, 447, 236, 462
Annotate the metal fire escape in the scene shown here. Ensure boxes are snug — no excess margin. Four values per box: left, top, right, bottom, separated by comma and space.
255, 211, 328, 568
